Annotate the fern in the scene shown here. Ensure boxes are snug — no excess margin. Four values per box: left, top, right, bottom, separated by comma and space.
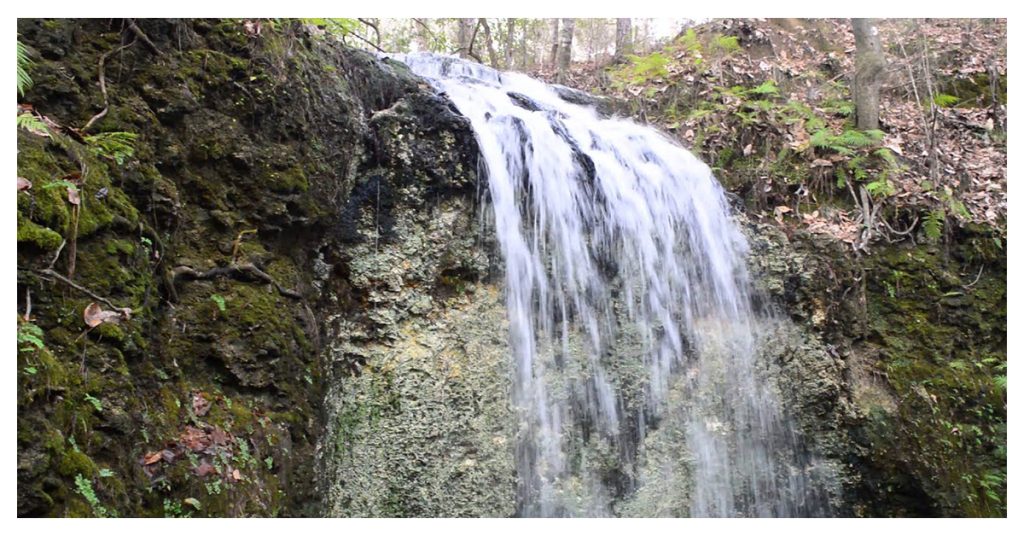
680, 28, 701, 53
629, 52, 670, 82
302, 18, 360, 38
18, 322, 45, 352
16, 112, 47, 135
711, 34, 741, 54
750, 80, 779, 96
84, 393, 103, 412
923, 209, 945, 240
865, 178, 895, 197
84, 131, 137, 165
17, 40, 33, 97
74, 474, 113, 517
811, 128, 884, 156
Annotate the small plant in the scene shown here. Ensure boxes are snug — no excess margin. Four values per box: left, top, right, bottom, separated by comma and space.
210, 294, 227, 313
18, 322, 44, 352
749, 80, 779, 96
98, 468, 115, 478
810, 128, 884, 156
75, 473, 113, 517
264, 456, 274, 470
16, 112, 47, 134
17, 40, 32, 97
933, 93, 960, 108
204, 479, 223, 496
710, 34, 741, 54
923, 209, 945, 240
163, 498, 193, 518
84, 131, 137, 165
84, 393, 103, 413
627, 52, 670, 82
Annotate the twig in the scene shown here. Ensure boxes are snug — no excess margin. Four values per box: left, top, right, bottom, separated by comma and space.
171, 263, 302, 300
126, 19, 163, 56
963, 265, 985, 289
83, 40, 136, 132
47, 239, 67, 270
358, 18, 381, 46
230, 229, 258, 262
346, 30, 387, 54
24, 286, 32, 322
31, 268, 128, 311
67, 204, 79, 279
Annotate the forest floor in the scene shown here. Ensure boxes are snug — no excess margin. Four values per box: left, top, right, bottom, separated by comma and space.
539, 18, 1006, 252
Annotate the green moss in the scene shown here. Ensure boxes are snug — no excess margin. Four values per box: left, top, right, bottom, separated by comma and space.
857, 234, 1006, 516
263, 164, 309, 193
94, 322, 127, 343
17, 211, 64, 250
58, 449, 98, 478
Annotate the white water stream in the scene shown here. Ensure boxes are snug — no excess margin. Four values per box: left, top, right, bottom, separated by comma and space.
396, 53, 830, 517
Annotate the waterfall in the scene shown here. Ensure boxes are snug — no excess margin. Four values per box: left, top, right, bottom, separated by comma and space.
395, 53, 832, 517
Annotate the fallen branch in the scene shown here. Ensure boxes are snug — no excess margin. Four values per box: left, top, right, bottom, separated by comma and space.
30, 268, 130, 313
83, 40, 136, 132
171, 263, 302, 300
963, 265, 985, 289
127, 19, 163, 56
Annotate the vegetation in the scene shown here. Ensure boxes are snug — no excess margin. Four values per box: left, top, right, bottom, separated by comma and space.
15, 17, 1006, 518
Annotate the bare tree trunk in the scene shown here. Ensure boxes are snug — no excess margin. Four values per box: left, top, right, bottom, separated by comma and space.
615, 18, 633, 61
548, 18, 560, 69
556, 18, 575, 83
504, 18, 516, 69
852, 18, 886, 130
456, 18, 475, 58
479, 18, 499, 68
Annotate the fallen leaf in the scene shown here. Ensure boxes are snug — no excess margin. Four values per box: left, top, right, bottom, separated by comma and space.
67, 186, 80, 206
160, 449, 176, 463
194, 461, 216, 477
180, 425, 210, 452
232, 468, 242, 481
743, 143, 753, 156
142, 451, 163, 465
209, 427, 230, 446
17, 177, 32, 191
184, 497, 202, 510
192, 392, 211, 417
83, 302, 122, 328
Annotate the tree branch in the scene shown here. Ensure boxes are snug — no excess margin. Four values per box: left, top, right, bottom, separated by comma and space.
171, 263, 302, 300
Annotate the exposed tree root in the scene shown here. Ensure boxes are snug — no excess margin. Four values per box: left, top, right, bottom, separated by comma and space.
171, 263, 303, 300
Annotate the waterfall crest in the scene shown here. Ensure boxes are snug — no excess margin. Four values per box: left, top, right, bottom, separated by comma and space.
396, 53, 832, 517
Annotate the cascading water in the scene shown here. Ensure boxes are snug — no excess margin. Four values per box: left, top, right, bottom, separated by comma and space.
395, 52, 832, 517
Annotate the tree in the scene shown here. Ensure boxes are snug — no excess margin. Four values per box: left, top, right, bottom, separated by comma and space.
852, 18, 886, 130
556, 18, 575, 82
479, 18, 499, 68
456, 18, 475, 59
547, 18, 560, 69
503, 18, 516, 69
615, 18, 633, 61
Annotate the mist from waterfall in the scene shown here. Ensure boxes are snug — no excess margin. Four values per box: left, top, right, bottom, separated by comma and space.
396, 52, 832, 518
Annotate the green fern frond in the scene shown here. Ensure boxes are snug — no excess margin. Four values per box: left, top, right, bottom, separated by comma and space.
17, 40, 33, 97
84, 131, 137, 165
750, 80, 779, 96
923, 209, 945, 240
16, 112, 48, 136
